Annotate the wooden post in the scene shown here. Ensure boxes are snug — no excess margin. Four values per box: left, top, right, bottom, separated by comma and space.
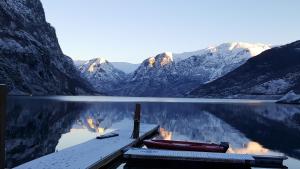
131, 104, 141, 139
0, 85, 7, 169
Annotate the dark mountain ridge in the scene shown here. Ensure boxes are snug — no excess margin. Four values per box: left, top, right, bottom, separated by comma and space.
190, 40, 300, 97
0, 0, 97, 95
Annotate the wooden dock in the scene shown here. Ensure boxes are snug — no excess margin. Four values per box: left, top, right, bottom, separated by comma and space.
124, 148, 287, 169
14, 124, 159, 169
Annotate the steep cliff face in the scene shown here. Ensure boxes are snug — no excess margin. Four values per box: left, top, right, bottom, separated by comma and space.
6, 98, 87, 168
0, 0, 97, 95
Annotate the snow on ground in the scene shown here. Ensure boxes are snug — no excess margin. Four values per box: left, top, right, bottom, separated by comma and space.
14, 120, 158, 169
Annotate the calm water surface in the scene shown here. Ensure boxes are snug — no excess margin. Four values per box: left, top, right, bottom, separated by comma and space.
5, 96, 300, 168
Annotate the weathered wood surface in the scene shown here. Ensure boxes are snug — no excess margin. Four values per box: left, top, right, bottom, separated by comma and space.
124, 148, 254, 164
131, 103, 141, 139
124, 148, 287, 168
14, 123, 159, 169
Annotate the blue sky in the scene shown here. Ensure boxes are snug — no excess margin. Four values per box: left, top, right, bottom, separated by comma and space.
41, 0, 300, 63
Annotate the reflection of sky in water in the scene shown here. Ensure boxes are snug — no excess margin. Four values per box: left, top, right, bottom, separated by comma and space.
56, 117, 123, 151
6, 96, 300, 168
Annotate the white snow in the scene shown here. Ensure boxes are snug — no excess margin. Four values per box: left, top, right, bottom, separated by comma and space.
277, 91, 300, 104
250, 79, 291, 95
78, 57, 126, 91
125, 148, 254, 161
173, 42, 271, 62
74, 42, 271, 96
14, 121, 158, 169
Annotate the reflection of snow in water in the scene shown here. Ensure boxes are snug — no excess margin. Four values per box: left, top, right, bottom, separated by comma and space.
6, 98, 300, 169
228, 141, 269, 154
157, 111, 249, 148
253, 104, 300, 129
56, 118, 133, 151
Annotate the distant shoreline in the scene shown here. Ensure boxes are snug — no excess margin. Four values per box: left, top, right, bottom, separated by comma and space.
8, 95, 277, 104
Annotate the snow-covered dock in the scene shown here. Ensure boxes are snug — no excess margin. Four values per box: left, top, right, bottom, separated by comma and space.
124, 148, 287, 168
14, 123, 159, 169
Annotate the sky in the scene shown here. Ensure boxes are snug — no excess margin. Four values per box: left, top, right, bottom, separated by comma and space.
41, 0, 300, 63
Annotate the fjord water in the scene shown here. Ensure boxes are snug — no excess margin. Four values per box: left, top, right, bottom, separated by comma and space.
6, 97, 300, 168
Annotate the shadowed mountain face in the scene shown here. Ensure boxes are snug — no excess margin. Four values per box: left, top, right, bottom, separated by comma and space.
6, 97, 300, 168
5, 98, 87, 168
78, 58, 126, 92
190, 40, 300, 97
0, 0, 97, 95
110, 43, 271, 97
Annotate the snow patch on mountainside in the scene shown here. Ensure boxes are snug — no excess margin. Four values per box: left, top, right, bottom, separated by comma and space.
109, 42, 271, 96
173, 42, 271, 62
0, 0, 96, 95
79, 57, 126, 92
249, 79, 291, 95
75, 60, 140, 74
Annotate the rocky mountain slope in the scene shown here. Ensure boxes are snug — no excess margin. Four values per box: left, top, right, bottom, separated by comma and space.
190, 40, 300, 97
111, 43, 270, 96
78, 57, 126, 92
0, 0, 96, 95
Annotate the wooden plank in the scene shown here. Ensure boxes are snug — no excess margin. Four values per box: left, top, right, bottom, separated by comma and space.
131, 104, 141, 139
124, 148, 287, 168
252, 155, 287, 168
124, 148, 254, 164
0, 85, 7, 169
14, 123, 159, 169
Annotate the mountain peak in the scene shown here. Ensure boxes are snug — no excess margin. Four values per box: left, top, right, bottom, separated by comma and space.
173, 42, 271, 62
208, 42, 271, 57
79, 57, 126, 92
90, 57, 108, 64
148, 52, 173, 67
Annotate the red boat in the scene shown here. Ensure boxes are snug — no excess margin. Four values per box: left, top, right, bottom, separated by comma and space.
143, 140, 229, 153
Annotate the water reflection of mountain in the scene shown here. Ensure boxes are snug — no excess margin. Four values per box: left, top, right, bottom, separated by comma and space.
73, 103, 135, 132
6, 98, 87, 168
82, 102, 300, 159
139, 103, 249, 147
6, 98, 300, 167
201, 103, 300, 159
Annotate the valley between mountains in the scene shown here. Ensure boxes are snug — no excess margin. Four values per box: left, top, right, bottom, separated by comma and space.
1, 0, 300, 97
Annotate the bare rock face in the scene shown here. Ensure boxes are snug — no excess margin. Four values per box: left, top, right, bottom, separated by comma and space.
0, 0, 97, 95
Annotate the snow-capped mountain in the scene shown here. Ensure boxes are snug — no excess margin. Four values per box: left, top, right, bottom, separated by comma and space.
0, 0, 97, 95
110, 52, 179, 96
112, 42, 271, 96
190, 40, 300, 97
79, 57, 126, 92
173, 42, 271, 62
75, 60, 140, 74
175, 42, 271, 81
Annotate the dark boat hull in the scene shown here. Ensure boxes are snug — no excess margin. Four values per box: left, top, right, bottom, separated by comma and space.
144, 140, 229, 153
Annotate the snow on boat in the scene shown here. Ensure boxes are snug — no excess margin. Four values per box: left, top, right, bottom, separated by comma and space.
143, 140, 229, 153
